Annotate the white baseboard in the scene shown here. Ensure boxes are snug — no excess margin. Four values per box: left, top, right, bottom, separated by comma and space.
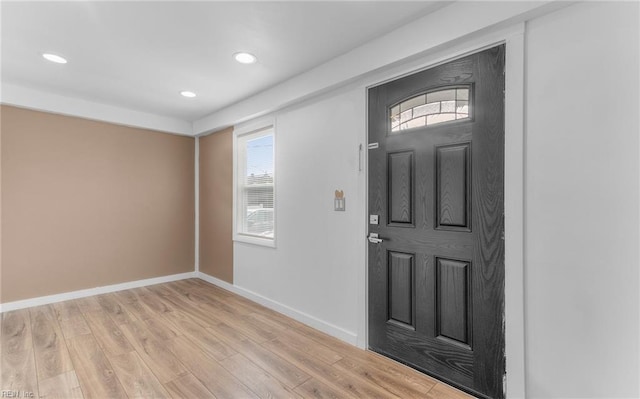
0, 272, 197, 313
196, 271, 358, 345
1, 270, 359, 347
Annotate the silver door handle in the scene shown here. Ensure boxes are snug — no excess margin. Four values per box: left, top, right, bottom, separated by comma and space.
368, 233, 383, 243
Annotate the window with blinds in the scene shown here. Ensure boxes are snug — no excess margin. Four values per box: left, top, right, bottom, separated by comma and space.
236, 126, 275, 244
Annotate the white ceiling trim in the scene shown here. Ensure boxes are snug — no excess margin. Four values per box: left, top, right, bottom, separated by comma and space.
194, 1, 559, 136
1, 83, 193, 136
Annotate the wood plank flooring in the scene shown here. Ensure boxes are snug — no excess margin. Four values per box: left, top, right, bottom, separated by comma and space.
0, 279, 474, 398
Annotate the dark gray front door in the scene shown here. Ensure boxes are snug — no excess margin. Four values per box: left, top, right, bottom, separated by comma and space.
367, 45, 505, 399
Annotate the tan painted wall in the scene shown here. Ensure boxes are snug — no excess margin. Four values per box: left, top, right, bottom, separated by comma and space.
1, 105, 195, 303
199, 127, 233, 283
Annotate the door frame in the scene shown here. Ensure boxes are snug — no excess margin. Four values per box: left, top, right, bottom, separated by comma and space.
359, 23, 526, 398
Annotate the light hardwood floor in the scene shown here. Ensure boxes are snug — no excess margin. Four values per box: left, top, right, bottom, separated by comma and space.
1, 279, 474, 398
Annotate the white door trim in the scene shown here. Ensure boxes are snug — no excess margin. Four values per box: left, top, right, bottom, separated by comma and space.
503, 30, 526, 399
361, 22, 526, 399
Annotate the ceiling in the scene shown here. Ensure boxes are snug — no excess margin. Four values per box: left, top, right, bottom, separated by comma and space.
1, 1, 446, 123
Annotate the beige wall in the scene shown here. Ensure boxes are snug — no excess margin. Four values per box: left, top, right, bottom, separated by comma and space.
199, 128, 233, 283
1, 105, 195, 303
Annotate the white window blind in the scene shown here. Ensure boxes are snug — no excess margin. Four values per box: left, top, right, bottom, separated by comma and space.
236, 126, 275, 242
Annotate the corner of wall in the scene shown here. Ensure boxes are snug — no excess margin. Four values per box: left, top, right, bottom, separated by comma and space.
195, 136, 200, 274
198, 127, 234, 284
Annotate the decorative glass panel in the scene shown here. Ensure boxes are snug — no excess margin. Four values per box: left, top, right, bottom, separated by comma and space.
390, 87, 470, 132
441, 100, 456, 113
414, 102, 440, 118
400, 94, 425, 112
427, 89, 456, 103
400, 110, 412, 124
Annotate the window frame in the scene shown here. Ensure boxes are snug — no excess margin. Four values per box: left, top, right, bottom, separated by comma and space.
233, 118, 277, 248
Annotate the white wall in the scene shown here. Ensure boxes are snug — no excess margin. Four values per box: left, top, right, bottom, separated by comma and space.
525, 2, 639, 398
231, 2, 639, 398
233, 88, 366, 343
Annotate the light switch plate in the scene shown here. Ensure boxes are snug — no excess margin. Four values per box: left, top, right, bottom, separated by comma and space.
334, 189, 345, 211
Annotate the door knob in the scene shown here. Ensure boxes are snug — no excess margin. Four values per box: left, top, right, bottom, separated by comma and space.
368, 233, 383, 243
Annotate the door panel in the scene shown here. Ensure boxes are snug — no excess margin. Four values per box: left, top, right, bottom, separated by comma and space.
388, 151, 414, 225
436, 143, 471, 230
368, 45, 505, 399
436, 257, 471, 347
387, 251, 415, 329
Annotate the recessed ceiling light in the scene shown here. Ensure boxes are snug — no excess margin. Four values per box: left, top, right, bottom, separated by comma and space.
233, 52, 257, 64
42, 53, 67, 64
180, 91, 196, 98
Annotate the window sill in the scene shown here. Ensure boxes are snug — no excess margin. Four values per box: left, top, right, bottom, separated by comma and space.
233, 234, 276, 248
